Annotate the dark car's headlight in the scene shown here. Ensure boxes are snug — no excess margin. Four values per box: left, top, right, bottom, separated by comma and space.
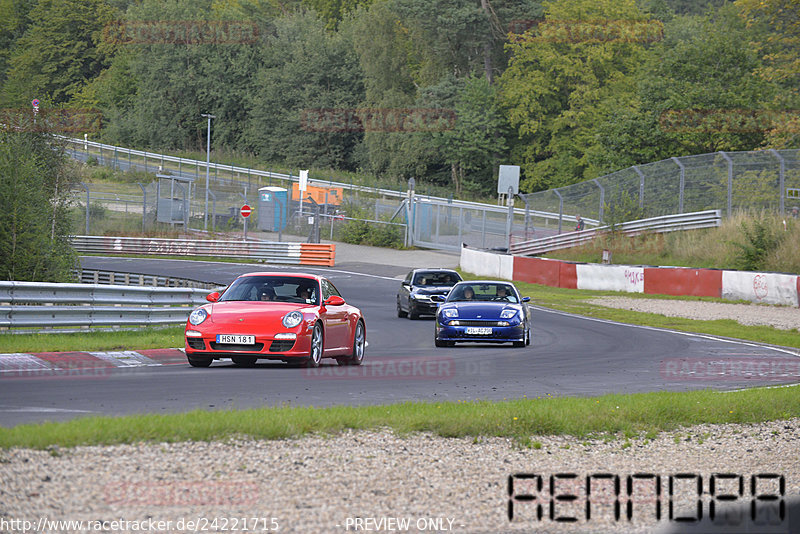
188, 308, 208, 326
500, 309, 518, 319
282, 310, 304, 329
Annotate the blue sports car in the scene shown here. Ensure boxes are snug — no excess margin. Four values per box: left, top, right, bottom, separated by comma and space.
432, 281, 531, 348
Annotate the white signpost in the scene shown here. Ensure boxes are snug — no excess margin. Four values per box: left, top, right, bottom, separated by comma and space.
299, 169, 308, 217
497, 165, 520, 196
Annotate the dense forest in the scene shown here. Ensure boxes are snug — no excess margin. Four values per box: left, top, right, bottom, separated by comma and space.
1, 0, 797, 196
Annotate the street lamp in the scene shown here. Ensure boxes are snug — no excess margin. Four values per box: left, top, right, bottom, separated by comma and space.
201, 113, 216, 231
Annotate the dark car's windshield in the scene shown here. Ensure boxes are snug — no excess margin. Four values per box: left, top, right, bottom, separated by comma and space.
447, 283, 518, 303
220, 276, 319, 305
412, 271, 462, 287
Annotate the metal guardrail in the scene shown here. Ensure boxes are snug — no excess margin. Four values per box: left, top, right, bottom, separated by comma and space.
69, 235, 336, 265
76, 269, 217, 289
510, 210, 722, 256
0, 281, 209, 328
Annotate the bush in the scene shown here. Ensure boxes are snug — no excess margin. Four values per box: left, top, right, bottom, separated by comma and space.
730, 215, 782, 271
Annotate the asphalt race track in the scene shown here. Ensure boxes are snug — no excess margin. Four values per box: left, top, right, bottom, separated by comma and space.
1, 256, 797, 427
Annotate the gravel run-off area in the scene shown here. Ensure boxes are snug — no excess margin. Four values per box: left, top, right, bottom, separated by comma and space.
1, 421, 799, 534
590, 296, 800, 331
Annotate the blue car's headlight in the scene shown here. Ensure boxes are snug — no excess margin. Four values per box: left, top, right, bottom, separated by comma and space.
189, 308, 208, 326
442, 308, 458, 318
282, 310, 304, 329
500, 309, 518, 319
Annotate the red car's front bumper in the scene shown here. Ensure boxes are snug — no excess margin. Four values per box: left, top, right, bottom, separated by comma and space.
185, 326, 313, 360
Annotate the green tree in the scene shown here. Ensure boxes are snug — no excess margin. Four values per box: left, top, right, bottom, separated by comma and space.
0, 131, 78, 282
437, 75, 509, 195
499, 0, 654, 191
589, 6, 779, 172
1, 0, 117, 106
736, 0, 800, 148
0, 0, 35, 89
243, 10, 365, 170
302, 0, 375, 28
93, 0, 269, 150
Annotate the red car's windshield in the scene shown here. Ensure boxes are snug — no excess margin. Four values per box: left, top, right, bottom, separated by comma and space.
220, 276, 319, 305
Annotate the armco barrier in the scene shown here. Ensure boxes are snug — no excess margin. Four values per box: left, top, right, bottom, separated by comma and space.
70, 236, 336, 266
0, 281, 209, 329
510, 210, 721, 256
76, 268, 216, 289
460, 248, 799, 307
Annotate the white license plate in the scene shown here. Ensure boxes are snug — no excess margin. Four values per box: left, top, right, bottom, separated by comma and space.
465, 327, 493, 335
216, 334, 255, 345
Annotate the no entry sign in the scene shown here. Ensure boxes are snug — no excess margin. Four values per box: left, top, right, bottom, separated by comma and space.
240, 204, 252, 218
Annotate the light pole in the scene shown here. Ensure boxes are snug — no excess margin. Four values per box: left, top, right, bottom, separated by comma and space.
201, 113, 215, 231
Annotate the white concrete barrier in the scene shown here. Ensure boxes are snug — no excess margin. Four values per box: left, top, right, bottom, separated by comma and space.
460, 247, 513, 280
576, 264, 644, 293
722, 271, 799, 307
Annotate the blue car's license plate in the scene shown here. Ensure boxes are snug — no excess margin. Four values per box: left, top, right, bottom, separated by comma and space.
465, 327, 492, 335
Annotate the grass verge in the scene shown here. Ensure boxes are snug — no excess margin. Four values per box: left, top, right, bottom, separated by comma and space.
0, 327, 184, 353
1, 387, 798, 449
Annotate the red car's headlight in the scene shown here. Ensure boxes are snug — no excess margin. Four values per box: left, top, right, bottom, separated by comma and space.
188, 308, 208, 326
282, 311, 303, 328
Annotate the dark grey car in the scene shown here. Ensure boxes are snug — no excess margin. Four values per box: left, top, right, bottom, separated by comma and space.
396, 268, 462, 319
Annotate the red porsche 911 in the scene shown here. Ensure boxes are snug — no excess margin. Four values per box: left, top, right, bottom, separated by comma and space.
184, 272, 366, 368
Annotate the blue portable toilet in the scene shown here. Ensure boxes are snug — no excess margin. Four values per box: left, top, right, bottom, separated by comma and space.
258, 186, 288, 231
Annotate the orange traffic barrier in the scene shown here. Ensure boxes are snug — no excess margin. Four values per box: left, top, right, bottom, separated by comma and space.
300, 243, 336, 267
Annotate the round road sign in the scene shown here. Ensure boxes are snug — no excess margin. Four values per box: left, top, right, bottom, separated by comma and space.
240, 204, 252, 218
32, 99, 40, 107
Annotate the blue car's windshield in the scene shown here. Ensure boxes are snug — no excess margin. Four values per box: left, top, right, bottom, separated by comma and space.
220, 276, 319, 305
447, 283, 518, 303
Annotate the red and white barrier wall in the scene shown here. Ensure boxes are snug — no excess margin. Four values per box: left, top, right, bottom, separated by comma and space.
460, 247, 799, 307
460, 247, 514, 280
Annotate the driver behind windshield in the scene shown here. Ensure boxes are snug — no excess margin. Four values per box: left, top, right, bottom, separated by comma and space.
259, 287, 276, 301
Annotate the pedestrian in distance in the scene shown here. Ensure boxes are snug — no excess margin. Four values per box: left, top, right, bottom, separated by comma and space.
574, 214, 585, 231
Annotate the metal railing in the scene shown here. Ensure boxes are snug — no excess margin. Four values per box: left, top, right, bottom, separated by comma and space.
75, 268, 217, 289
510, 210, 722, 256
0, 281, 208, 329
71, 235, 302, 264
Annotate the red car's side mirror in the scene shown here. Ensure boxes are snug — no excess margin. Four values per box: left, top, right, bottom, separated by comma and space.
324, 295, 345, 307
206, 292, 220, 303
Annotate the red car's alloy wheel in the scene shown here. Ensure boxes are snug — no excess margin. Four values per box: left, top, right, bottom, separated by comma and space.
338, 321, 365, 366
305, 324, 324, 368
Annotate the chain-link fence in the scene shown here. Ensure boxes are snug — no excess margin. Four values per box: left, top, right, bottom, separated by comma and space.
521, 149, 800, 226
